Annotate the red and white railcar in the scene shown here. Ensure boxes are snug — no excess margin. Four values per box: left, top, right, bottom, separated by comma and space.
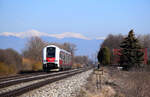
43, 45, 72, 71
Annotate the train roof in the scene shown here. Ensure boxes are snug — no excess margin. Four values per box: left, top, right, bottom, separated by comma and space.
45, 45, 71, 55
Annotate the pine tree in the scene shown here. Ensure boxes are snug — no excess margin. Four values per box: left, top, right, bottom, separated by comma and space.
119, 30, 144, 70
97, 47, 103, 65
97, 46, 110, 66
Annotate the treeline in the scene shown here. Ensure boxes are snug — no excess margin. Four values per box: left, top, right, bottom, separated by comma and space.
98, 30, 150, 70
0, 48, 22, 74
22, 37, 92, 70
74, 56, 93, 68
0, 37, 92, 75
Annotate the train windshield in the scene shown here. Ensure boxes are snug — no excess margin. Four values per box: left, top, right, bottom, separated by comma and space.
47, 47, 55, 58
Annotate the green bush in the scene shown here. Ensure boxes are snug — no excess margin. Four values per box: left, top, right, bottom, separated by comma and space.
97, 46, 111, 65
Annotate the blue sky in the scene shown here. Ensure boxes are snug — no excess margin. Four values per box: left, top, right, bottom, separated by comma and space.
0, 0, 150, 55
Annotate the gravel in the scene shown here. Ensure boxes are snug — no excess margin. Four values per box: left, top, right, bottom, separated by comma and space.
0, 69, 78, 95
0, 76, 53, 94
20, 69, 93, 97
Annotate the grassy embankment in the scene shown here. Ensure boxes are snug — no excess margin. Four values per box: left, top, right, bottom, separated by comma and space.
77, 67, 150, 97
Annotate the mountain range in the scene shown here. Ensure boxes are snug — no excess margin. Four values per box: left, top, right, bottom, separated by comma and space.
0, 36, 103, 57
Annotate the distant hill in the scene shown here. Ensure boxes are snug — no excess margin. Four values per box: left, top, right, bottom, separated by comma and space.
0, 36, 103, 56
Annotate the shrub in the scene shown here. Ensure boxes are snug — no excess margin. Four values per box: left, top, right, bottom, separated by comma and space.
0, 48, 22, 74
22, 58, 33, 71
97, 46, 111, 65
22, 58, 42, 71
0, 62, 16, 75
32, 62, 42, 71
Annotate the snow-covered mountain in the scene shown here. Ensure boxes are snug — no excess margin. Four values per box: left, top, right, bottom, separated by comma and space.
0, 29, 104, 56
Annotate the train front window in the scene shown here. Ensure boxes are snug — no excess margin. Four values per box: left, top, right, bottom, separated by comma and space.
47, 47, 55, 58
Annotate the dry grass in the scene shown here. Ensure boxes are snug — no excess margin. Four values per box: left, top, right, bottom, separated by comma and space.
0, 62, 17, 75
107, 66, 150, 97
32, 61, 42, 71
77, 67, 124, 97
22, 58, 33, 70
77, 67, 150, 97
22, 58, 42, 71
72, 64, 82, 68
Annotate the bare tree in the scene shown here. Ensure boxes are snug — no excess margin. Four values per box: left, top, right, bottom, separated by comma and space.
101, 34, 124, 50
100, 34, 124, 64
62, 42, 76, 54
0, 48, 22, 71
22, 37, 47, 61
74, 56, 91, 67
62, 42, 76, 65
138, 34, 150, 59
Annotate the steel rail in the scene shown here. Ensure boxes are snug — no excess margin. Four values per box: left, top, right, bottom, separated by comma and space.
0, 68, 81, 89
0, 72, 46, 83
0, 68, 89, 97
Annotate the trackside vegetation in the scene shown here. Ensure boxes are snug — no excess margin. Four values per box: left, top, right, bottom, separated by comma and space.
0, 37, 93, 75
0, 48, 22, 75
97, 46, 110, 66
98, 29, 150, 70
119, 30, 144, 70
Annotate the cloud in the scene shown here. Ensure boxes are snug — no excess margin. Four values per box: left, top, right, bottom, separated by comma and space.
95, 36, 106, 40
0, 29, 90, 40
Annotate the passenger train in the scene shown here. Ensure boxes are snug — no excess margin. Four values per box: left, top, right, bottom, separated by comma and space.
42, 45, 72, 71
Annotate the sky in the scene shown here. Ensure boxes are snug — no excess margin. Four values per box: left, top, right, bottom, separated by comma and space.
0, 0, 150, 55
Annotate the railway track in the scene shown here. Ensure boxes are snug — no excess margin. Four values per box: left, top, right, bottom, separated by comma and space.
0, 72, 46, 83
0, 68, 89, 97
0, 69, 79, 89
0, 69, 78, 83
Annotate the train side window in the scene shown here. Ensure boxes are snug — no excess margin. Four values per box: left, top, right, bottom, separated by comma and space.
68, 55, 70, 63
70, 55, 71, 63
64, 53, 66, 64
68, 55, 69, 64
65, 53, 67, 64
66, 54, 68, 64
62, 53, 64, 64
60, 52, 63, 59
60, 52, 61, 59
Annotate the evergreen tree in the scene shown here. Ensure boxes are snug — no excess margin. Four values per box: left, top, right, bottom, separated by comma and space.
119, 30, 144, 70
97, 47, 103, 65
97, 46, 110, 66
